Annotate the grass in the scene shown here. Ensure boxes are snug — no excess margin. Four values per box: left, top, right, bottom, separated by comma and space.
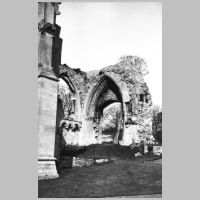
38, 158, 162, 198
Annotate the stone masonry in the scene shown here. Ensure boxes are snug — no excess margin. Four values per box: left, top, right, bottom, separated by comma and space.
38, 3, 153, 179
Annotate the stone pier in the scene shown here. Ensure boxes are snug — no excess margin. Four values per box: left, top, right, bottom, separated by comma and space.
38, 2, 62, 179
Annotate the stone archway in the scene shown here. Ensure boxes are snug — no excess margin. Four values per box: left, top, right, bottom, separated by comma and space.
81, 73, 130, 146
55, 75, 82, 148
57, 75, 82, 122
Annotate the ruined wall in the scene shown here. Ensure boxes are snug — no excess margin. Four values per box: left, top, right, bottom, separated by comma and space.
99, 57, 153, 142
59, 55, 153, 144
60, 64, 98, 109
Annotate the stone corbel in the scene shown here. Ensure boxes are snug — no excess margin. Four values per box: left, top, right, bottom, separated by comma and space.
60, 119, 82, 132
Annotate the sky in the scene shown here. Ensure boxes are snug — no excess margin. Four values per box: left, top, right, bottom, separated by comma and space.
57, 2, 162, 106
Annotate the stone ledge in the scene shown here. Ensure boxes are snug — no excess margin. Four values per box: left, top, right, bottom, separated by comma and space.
38, 160, 58, 180
38, 68, 58, 81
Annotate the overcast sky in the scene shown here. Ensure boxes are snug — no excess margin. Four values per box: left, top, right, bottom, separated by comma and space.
57, 2, 162, 106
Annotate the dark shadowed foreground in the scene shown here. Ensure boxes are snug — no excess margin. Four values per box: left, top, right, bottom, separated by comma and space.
38, 158, 162, 198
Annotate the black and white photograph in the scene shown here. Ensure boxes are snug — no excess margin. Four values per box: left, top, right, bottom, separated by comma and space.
38, 1, 162, 198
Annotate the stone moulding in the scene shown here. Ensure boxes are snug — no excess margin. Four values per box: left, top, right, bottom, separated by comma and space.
58, 73, 76, 93
38, 157, 57, 161
83, 73, 130, 117
38, 68, 59, 82
58, 75, 82, 122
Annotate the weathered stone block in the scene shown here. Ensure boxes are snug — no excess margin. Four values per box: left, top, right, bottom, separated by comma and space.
38, 160, 58, 180
38, 77, 58, 158
38, 2, 55, 26
38, 32, 62, 76
72, 157, 94, 168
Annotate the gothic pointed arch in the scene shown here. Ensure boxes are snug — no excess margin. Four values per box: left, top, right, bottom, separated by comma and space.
81, 73, 130, 145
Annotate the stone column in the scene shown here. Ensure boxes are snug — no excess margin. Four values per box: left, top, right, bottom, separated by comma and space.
97, 110, 103, 144
120, 102, 130, 145
38, 2, 62, 179
113, 104, 122, 144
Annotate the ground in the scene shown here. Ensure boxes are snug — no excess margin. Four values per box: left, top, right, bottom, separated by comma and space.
38, 158, 162, 198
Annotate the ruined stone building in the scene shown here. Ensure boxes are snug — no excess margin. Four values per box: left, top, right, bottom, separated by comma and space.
38, 2, 152, 179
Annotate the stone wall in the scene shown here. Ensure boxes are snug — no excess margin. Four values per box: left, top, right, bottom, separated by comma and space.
59, 56, 153, 146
